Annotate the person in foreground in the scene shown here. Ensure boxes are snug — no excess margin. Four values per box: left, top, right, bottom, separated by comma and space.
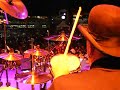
48, 4, 120, 90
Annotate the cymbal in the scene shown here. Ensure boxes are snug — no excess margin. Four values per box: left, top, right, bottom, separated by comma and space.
0, 86, 18, 90
18, 73, 53, 84
44, 32, 81, 41
24, 45, 49, 58
0, 0, 28, 19
0, 52, 23, 61
24, 49, 49, 56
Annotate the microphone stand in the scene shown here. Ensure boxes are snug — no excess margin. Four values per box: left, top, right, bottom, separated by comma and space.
47, 30, 50, 52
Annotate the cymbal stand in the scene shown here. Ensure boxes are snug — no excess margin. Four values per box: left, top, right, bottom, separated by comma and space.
3, 11, 11, 87
31, 40, 35, 90
14, 61, 19, 89
31, 54, 35, 90
47, 30, 50, 52
0, 64, 5, 87
4, 61, 11, 87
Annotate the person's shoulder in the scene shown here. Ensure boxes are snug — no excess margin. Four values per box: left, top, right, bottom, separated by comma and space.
48, 69, 97, 90
49, 68, 120, 90
53, 68, 116, 82
54, 69, 95, 82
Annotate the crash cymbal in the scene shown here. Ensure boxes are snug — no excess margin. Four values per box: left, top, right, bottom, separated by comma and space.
0, 86, 18, 90
44, 32, 81, 41
18, 73, 53, 84
0, 52, 23, 61
0, 0, 28, 19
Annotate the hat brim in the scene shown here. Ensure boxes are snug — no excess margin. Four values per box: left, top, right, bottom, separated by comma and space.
78, 24, 120, 57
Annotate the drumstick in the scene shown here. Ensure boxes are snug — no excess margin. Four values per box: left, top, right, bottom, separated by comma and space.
64, 7, 82, 55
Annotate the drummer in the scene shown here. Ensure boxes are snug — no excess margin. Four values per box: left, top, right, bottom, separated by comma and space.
48, 4, 120, 90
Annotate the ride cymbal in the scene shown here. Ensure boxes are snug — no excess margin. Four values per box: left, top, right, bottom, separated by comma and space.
44, 32, 81, 41
0, 0, 28, 19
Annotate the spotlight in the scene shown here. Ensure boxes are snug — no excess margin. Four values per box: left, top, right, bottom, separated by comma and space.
61, 15, 65, 20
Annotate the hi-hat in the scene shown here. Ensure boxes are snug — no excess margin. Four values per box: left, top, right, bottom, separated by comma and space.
44, 32, 81, 41
0, 48, 23, 61
24, 49, 49, 57
24, 45, 49, 58
0, 0, 28, 19
18, 73, 53, 84
0, 52, 23, 61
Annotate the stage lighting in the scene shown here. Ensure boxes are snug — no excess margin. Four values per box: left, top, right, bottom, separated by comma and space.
61, 15, 66, 20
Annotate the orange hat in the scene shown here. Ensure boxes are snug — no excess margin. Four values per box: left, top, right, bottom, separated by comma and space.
78, 4, 120, 57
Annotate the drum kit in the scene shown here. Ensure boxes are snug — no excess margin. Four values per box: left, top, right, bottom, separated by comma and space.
0, 0, 83, 90
0, 0, 52, 90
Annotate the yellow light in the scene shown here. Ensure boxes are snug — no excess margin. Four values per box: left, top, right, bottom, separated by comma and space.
50, 54, 80, 79
31, 72, 34, 85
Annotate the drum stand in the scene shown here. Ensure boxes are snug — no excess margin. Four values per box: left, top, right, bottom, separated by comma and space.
0, 64, 5, 86
14, 62, 20, 89
31, 55, 47, 90
3, 11, 11, 87
0, 11, 20, 89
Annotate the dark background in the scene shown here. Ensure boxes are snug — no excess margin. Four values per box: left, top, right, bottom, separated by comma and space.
22, 0, 120, 16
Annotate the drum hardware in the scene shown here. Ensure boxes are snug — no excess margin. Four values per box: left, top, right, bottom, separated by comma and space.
0, 0, 27, 89
19, 45, 51, 90
23, 45, 49, 74
0, 48, 23, 61
18, 72, 52, 84
17, 72, 52, 90
0, 61, 20, 87
0, 48, 23, 88
0, 0, 28, 19
0, 8, 21, 87
0, 10, 11, 87
44, 31, 81, 41
15, 56, 52, 90
24, 45, 49, 58
0, 64, 5, 87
